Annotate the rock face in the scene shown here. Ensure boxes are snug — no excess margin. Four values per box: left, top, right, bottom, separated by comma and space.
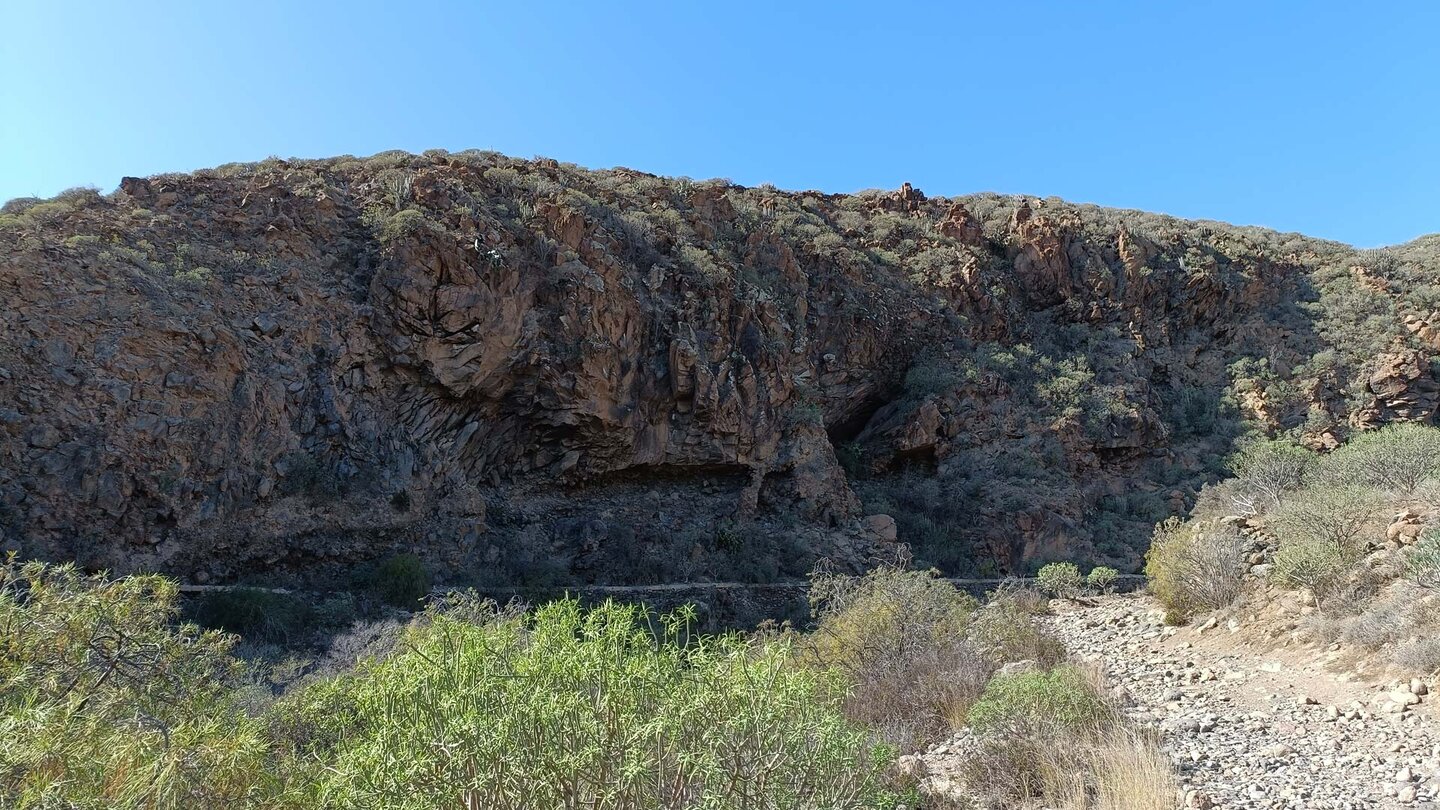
0, 152, 1436, 586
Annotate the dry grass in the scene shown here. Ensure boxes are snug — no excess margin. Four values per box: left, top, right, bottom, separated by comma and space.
1305, 580, 1440, 674
1089, 727, 1181, 810
957, 662, 1178, 810
961, 725, 1176, 809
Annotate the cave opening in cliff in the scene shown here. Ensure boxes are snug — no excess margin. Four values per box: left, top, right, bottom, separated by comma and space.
823, 393, 891, 447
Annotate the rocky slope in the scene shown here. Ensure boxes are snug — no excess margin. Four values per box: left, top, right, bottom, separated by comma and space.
1, 150, 1437, 587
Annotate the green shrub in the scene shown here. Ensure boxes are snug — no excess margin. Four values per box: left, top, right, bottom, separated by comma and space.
173, 265, 215, 285
1407, 532, 1440, 589
966, 665, 1113, 733
368, 553, 430, 608
1036, 562, 1083, 598
1320, 423, 1440, 495
194, 588, 316, 644
368, 207, 443, 243
1269, 485, 1382, 566
0, 560, 275, 808
1086, 566, 1120, 594
276, 599, 902, 809
807, 565, 976, 668
1271, 539, 1353, 602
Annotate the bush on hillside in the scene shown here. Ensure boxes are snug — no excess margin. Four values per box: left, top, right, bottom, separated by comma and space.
1320, 423, 1440, 496
1407, 532, 1440, 589
1271, 539, 1354, 605
960, 723, 1176, 810
1270, 486, 1382, 563
1226, 439, 1314, 515
1144, 517, 1247, 623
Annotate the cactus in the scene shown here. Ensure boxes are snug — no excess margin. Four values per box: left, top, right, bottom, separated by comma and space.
386, 171, 414, 211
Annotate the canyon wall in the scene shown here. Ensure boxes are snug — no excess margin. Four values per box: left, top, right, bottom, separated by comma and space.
1, 151, 1435, 586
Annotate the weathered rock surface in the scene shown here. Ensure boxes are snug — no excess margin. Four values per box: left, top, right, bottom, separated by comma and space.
0, 152, 1436, 586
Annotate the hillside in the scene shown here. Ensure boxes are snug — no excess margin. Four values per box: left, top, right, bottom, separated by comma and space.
1, 149, 1437, 589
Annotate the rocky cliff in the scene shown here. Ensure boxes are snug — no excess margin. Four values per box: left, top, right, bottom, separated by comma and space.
1, 151, 1435, 586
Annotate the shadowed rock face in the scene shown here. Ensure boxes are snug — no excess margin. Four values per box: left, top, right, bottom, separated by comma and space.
0, 152, 1435, 586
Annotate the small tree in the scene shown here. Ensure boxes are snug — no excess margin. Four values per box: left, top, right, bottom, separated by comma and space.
1269, 486, 1384, 563
1268, 486, 1384, 608
1226, 439, 1314, 515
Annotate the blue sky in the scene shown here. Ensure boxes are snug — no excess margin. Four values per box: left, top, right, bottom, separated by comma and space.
2, 1, 1435, 247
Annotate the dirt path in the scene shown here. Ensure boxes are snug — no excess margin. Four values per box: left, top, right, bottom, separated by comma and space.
1046, 595, 1440, 809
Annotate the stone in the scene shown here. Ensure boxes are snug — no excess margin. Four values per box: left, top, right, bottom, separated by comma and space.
1391, 690, 1422, 706
252, 313, 280, 336
861, 513, 898, 542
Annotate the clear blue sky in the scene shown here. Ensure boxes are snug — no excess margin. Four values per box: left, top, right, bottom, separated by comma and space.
2, 1, 1436, 247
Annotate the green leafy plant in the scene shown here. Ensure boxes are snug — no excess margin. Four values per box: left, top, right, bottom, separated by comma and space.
1086, 566, 1120, 594
966, 665, 1113, 733
276, 598, 902, 809
0, 560, 274, 808
1406, 532, 1440, 589
1036, 562, 1083, 598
